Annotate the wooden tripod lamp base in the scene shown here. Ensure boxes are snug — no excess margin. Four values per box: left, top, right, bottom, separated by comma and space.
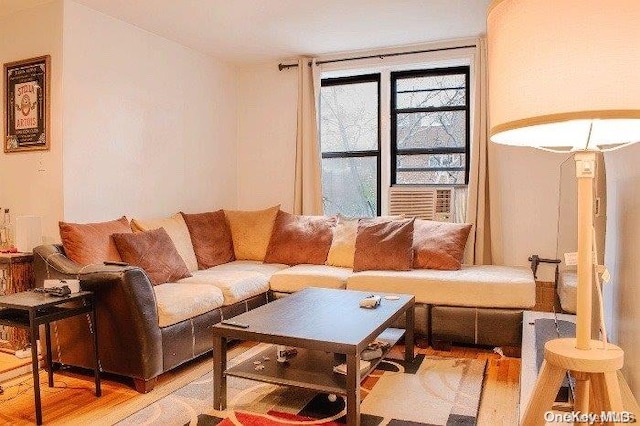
522, 338, 625, 425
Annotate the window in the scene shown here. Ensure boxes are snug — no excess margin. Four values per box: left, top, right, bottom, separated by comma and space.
391, 67, 470, 185
320, 74, 381, 217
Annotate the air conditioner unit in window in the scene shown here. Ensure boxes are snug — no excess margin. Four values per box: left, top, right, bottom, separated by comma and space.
388, 186, 455, 222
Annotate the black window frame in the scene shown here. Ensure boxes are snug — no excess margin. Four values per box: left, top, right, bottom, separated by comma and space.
390, 66, 471, 186
320, 73, 382, 215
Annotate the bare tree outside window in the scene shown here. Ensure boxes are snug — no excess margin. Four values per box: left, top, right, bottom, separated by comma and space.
320, 75, 380, 217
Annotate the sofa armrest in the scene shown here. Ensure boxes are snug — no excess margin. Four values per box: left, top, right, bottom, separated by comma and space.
33, 245, 163, 381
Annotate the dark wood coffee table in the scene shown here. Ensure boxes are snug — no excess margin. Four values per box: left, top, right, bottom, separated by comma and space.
212, 287, 414, 426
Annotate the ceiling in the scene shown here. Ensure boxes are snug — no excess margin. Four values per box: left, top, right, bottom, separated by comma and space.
70, 0, 491, 64
0, 0, 490, 63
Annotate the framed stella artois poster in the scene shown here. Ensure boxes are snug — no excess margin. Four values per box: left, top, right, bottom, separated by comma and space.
3, 56, 50, 153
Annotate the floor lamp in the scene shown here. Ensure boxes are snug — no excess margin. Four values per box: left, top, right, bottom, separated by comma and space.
487, 1, 640, 424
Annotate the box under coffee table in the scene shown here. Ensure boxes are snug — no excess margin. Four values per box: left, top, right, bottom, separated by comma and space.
212, 287, 415, 426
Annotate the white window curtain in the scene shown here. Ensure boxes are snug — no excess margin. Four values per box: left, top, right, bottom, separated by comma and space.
465, 37, 494, 265
294, 57, 324, 215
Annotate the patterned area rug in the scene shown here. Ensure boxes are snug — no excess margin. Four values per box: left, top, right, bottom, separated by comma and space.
118, 345, 486, 426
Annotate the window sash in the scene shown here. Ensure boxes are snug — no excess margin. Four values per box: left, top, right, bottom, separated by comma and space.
390, 66, 471, 186
320, 74, 381, 215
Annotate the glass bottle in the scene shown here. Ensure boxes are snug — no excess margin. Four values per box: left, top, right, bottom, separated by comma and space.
1, 209, 13, 249
0, 207, 5, 249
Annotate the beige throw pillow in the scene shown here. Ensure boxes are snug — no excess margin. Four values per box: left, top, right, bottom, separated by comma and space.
224, 205, 280, 261
131, 213, 199, 272
326, 215, 359, 268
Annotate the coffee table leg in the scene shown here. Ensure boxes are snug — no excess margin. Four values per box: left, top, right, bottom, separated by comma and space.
405, 305, 415, 362
213, 335, 227, 411
346, 353, 361, 426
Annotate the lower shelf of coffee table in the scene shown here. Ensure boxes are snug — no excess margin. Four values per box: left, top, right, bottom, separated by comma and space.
225, 328, 404, 395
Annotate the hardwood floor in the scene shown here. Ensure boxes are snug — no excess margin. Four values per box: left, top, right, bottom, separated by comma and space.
0, 343, 520, 425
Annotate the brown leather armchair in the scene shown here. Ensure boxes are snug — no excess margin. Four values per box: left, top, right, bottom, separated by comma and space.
33, 244, 268, 392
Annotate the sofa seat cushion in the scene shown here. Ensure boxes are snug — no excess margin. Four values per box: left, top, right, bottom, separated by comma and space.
269, 264, 352, 293
205, 260, 289, 278
154, 283, 224, 327
179, 269, 269, 306
346, 265, 535, 308
558, 270, 577, 313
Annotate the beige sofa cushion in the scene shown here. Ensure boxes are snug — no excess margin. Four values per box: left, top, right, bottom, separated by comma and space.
179, 269, 269, 305
269, 264, 352, 293
346, 265, 535, 308
154, 283, 224, 327
208, 260, 289, 278
326, 216, 358, 268
558, 270, 577, 313
225, 205, 280, 261
131, 213, 198, 272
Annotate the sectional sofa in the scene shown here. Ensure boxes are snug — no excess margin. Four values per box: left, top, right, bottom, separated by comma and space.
33, 206, 535, 392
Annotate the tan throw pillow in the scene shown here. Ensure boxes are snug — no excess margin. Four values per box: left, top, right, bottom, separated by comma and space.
326, 215, 359, 268
131, 213, 198, 272
353, 218, 415, 272
412, 220, 472, 270
264, 211, 336, 266
224, 205, 280, 261
180, 210, 235, 269
112, 228, 191, 285
59, 216, 132, 265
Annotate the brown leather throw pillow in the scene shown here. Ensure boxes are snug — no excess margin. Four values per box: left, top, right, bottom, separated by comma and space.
59, 216, 132, 265
112, 228, 191, 285
353, 218, 415, 272
264, 211, 336, 266
181, 210, 235, 269
412, 219, 472, 270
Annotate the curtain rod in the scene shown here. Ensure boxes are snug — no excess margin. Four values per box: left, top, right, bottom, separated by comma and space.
278, 44, 477, 71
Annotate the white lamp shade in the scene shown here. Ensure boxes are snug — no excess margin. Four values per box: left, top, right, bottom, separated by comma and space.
487, 0, 640, 150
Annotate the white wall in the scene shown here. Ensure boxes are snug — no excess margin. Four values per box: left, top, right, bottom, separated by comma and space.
490, 145, 571, 280
604, 142, 640, 397
0, 0, 64, 243
236, 63, 298, 212
62, 1, 238, 222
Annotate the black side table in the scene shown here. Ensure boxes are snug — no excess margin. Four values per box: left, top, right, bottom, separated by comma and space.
0, 291, 101, 425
